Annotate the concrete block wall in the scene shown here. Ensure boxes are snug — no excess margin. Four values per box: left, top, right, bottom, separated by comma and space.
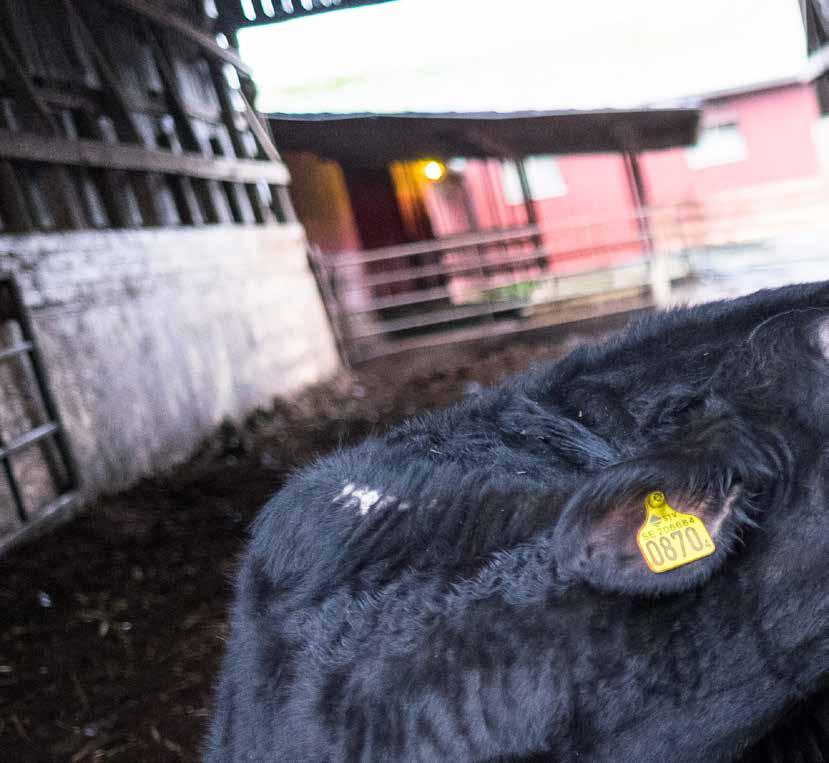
0, 224, 339, 500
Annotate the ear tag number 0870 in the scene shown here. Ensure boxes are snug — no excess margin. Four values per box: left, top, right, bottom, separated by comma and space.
636, 492, 716, 573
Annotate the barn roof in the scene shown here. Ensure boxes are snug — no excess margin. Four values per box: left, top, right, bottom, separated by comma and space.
266, 108, 701, 167
216, 0, 397, 29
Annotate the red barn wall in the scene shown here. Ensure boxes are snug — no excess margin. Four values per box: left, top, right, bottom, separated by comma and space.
642, 83, 823, 206
424, 81, 825, 270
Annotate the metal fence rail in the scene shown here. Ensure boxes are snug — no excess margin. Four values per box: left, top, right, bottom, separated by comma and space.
313, 182, 829, 364
0, 275, 79, 554
314, 214, 670, 363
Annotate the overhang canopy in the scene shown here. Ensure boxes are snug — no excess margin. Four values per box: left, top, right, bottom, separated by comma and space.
266, 109, 701, 166
217, 0, 397, 29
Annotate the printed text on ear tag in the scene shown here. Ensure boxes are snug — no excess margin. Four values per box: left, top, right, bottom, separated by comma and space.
636, 491, 716, 573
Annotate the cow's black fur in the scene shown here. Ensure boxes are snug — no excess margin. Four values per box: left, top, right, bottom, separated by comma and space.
206, 282, 829, 762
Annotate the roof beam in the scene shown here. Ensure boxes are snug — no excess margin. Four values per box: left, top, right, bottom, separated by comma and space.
104, 0, 253, 76
0, 129, 290, 184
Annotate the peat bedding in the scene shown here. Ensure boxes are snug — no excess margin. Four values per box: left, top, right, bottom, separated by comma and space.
0, 337, 825, 762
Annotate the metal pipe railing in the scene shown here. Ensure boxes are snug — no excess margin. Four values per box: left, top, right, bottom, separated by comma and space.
307, 183, 829, 363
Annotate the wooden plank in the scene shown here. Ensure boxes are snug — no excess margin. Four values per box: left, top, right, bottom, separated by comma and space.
209, 60, 247, 157
0, 15, 55, 133
0, 162, 34, 232
146, 25, 227, 223
169, 176, 205, 225
203, 179, 233, 223
105, 0, 254, 77
272, 183, 297, 223
147, 26, 203, 151
0, 129, 291, 184
208, 61, 271, 223
238, 88, 283, 163
0, 16, 86, 229
63, 1, 143, 143
225, 181, 256, 223
64, 0, 165, 225
78, 114, 142, 228
88, 116, 145, 227
47, 170, 88, 230
247, 181, 274, 224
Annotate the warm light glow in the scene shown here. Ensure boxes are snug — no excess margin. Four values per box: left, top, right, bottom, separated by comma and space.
422, 160, 446, 181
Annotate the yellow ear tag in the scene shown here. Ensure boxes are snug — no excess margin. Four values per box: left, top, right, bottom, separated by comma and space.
636, 491, 716, 573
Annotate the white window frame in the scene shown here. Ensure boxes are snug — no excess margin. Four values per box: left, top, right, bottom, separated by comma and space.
686, 121, 748, 169
501, 155, 567, 204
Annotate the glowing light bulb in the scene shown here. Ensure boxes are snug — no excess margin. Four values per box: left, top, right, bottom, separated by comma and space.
422, 160, 445, 181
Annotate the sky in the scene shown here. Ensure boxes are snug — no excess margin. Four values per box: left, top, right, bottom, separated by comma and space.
238, 0, 810, 114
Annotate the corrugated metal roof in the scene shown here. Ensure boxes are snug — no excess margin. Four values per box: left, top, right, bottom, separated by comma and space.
266, 108, 701, 166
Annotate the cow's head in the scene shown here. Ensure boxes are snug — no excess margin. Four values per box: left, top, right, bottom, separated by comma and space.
553, 284, 829, 611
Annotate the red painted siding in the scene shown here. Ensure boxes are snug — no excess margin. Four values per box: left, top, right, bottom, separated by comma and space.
428, 153, 645, 273
422, 81, 824, 272
642, 83, 822, 206
291, 81, 824, 291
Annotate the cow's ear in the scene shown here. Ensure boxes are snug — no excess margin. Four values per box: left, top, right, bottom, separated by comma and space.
552, 458, 749, 595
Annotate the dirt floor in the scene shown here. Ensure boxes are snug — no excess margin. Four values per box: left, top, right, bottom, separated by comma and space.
0, 335, 580, 762
1, 324, 826, 763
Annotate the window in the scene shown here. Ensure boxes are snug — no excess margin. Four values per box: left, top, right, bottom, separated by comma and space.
501, 155, 567, 204
686, 122, 748, 169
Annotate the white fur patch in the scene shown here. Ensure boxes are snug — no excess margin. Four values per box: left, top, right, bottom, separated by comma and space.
352, 487, 381, 515
333, 483, 355, 502
333, 482, 396, 515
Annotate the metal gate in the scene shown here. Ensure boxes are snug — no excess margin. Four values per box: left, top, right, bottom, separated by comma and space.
0, 275, 78, 554
309, 220, 680, 365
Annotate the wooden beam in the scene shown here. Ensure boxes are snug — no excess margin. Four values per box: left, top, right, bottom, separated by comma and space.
0, 11, 87, 229
0, 26, 55, 133
209, 60, 248, 158
104, 0, 254, 77
64, 0, 169, 225
0, 163, 34, 232
147, 26, 203, 152
64, 0, 151, 145
145, 23, 227, 223
0, 129, 291, 184
239, 88, 283, 164
209, 59, 271, 223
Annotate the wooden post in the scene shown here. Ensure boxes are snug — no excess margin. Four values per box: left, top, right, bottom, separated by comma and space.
514, 157, 538, 226
513, 156, 549, 274
624, 150, 670, 307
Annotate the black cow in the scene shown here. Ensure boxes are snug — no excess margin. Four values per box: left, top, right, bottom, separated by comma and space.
207, 282, 829, 762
